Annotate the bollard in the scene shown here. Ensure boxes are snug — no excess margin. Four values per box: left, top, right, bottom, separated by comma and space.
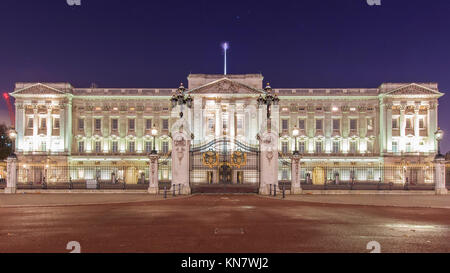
378, 177, 381, 190
164, 186, 167, 199
282, 183, 285, 199
269, 184, 272, 196
178, 184, 181, 195
404, 178, 409, 191
274, 184, 277, 197
173, 185, 176, 197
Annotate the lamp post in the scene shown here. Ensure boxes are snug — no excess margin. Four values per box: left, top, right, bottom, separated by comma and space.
434, 127, 444, 159
8, 128, 17, 156
257, 83, 280, 130
151, 126, 158, 155
171, 83, 193, 119
292, 126, 299, 155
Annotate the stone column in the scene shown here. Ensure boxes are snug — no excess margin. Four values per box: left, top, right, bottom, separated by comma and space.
291, 154, 302, 194
215, 105, 221, 137
193, 97, 202, 142
148, 154, 159, 194
5, 155, 17, 194
171, 118, 192, 194
46, 106, 52, 152
386, 104, 392, 152
434, 157, 447, 195
428, 103, 438, 150
15, 103, 24, 152
379, 101, 386, 154
414, 106, 420, 148
258, 130, 279, 195
229, 103, 235, 138
33, 106, 39, 151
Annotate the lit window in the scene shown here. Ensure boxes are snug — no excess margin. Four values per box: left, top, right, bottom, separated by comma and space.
406, 142, 412, 153
282, 119, 289, 131
349, 141, 357, 153
299, 142, 305, 153
237, 117, 243, 129
367, 141, 373, 153
406, 118, 412, 129
41, 141, 46, 152
392, 118, 399, 129
367, 118, 374, 131
208, 117, 215, 133
419, 117, 425, 129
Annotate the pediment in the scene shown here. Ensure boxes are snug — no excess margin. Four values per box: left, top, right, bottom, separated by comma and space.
12, 83, 67, 96
187, 78, 263, 94
385, 84, 442, 96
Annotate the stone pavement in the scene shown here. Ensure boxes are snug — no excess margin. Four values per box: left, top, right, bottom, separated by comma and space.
0, 193, 181, 208
0, 192, 449, 208
280, 194, 450, 209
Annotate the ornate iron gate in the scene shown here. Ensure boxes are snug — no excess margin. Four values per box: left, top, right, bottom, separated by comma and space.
189, 137, 260, 187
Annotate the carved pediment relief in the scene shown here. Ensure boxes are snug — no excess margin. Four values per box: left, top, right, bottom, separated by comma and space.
13, 83, 67, 95
188, 78, 262, 94
386, 84, 442, 96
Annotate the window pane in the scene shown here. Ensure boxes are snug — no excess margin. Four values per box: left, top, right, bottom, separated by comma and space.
298, 119, 305, 130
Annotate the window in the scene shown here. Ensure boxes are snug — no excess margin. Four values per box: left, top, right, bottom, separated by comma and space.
315, 141, 323, 153
54, 118, 60, 129
392, 141, 398, 153
111, 119, 118, 130
367, 141, 373, 153
145, 141, 152, 153
282, 119, 289, 131
112, 141, 118, 153
367, 118, 374, 131
237, 117, 243, 129
350, 119, 357, 130
128, 141, 135, 153
208, 117, 215, 133
78, 118, 84, 130
406, 118, 412, 129
78, 141, 84, 153
392, 118, 399, 129
41, 141, 46, 152
41, 118, 46, 129
95, 119, 101, 131
333, 141, 340, 153
298, 119, 305, 130
333, 119, 340, 131
222, 114, 228, 130
162, 119, 169, 130
146, 119, 152, 130
406, 142, 412, 153
419, 117, 425, 129
95, 141, 101, 153
27, 118, 34, 129
281, 142, 288, 154
162, 141, 169, 154
128, 119, 135, 130
350, 141, 357, 153
316, 119, 323, 130
299, 141, 305, 153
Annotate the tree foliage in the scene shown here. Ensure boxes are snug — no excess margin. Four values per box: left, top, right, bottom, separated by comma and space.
0, 124, 13, 160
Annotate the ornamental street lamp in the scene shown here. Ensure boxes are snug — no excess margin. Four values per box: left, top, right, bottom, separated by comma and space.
151, 126, 158, 155
434, 127, 444, 159
292, 126, 299, 155
171, 83, 193, 119
257, 83, 280, 130
8, 128, 17, 156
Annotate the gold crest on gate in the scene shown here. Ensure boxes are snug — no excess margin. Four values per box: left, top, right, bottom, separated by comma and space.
202, 150, 219, 168
231, 151, 247, 168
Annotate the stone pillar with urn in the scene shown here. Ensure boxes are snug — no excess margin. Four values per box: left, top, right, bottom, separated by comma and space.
171, 118, 192, 194
148, 154, 159, 194
5, 154, 18, 194
290, 154, 302, 194
434, 157, 447, 195
258, 130, 279, 195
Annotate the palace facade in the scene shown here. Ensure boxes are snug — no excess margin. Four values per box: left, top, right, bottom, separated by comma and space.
10, 73, 444, 187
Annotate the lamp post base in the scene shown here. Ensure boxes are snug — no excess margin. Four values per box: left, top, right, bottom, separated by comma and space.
435, 188, 448, 195
4, 187, 16, 194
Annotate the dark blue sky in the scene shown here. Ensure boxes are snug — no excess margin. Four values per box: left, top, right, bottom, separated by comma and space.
1, 0, 449, 152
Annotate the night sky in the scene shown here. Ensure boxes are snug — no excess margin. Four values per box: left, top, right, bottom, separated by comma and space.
0, 0, 449, 152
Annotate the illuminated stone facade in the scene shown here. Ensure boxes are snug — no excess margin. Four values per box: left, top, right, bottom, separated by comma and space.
10, 74, 444, 184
